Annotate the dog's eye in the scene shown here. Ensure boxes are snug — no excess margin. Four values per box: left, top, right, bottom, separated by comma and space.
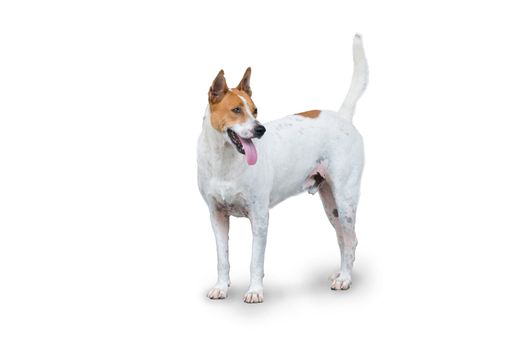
231, 107, 242, 114
253, 108, 258, 115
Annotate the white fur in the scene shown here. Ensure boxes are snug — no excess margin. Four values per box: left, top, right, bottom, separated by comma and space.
198, 34, 368, 303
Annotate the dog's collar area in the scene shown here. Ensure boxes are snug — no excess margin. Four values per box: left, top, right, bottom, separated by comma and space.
227, 129, 245, 154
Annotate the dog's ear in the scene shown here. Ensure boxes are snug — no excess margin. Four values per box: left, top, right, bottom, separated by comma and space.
236, 67, 252, 97
209, 70, 229, 104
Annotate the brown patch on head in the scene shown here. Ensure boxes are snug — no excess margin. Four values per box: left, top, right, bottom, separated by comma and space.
209, 91, 248, 131
296, 109, 321, 118
232, 89, 256, 113
208, 69, 258, 132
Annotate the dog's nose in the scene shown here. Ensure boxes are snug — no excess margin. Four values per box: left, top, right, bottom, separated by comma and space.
254, 124, 266, 138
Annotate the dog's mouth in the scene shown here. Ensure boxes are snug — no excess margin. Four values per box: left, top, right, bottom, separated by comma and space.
227, 129, 258, 165
227, 129, 245, 154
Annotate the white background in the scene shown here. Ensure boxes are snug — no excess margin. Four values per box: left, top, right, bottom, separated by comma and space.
1, 1, 524, 349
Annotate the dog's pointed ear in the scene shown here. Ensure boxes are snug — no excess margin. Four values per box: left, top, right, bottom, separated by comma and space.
209, 70, 229, 104
236, 67, 252, 96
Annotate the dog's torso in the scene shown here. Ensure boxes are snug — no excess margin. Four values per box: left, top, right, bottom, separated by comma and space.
198, 110, 364, 217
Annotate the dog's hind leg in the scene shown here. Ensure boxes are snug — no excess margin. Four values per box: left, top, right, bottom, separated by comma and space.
319, 176, 360, 291
331, 179, 360, 290
318, 182, 353, 290
207, 209, 231, 300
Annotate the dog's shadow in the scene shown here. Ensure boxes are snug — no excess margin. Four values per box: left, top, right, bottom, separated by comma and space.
203, 263, 370, 309
267, 264, 369, 300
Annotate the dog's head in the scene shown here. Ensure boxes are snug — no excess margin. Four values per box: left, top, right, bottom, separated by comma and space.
207, 68, 265, 166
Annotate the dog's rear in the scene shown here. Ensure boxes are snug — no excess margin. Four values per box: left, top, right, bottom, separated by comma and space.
313, 35, 369, 289
266, 33, 369, 206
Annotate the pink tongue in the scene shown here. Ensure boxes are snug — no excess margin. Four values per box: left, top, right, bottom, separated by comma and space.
239, 137, 258, 165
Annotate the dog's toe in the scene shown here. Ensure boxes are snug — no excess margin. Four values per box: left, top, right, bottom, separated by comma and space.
330, 272, 352, 291
331, 279, 351, 290
243, 291, 264, 303
207, 287, 227, 300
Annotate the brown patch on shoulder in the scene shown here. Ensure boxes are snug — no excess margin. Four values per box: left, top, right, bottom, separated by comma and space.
296, 110, 321, 118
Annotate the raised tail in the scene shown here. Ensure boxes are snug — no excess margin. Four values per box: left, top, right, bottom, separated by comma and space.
338, 34, 369, 120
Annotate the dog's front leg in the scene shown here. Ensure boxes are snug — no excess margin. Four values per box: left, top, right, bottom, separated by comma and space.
207, 209, 230, 300
244, 210, 269, 303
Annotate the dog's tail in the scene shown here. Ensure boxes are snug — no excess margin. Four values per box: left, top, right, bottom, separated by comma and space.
338, 34, 369, 120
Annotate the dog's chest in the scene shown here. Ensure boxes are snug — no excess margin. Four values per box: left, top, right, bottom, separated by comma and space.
215, 198, 250, 217
203, 179, 252, 217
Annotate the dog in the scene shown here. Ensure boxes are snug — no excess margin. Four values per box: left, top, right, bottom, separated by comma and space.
197, 34, 368, 303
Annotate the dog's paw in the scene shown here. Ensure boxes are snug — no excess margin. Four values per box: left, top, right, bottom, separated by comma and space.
329, 272, 352, 291
207, 286, 228, 300
243, 290, 264, 303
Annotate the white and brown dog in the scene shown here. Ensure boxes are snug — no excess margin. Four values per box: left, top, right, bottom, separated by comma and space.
198, 34, 368, 303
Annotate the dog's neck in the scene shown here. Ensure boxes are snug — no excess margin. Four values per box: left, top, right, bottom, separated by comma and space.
200, 106, 246, 178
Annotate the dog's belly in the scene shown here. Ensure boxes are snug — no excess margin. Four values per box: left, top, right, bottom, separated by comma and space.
268, 159, 328, 207
263, 111, 359, 207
